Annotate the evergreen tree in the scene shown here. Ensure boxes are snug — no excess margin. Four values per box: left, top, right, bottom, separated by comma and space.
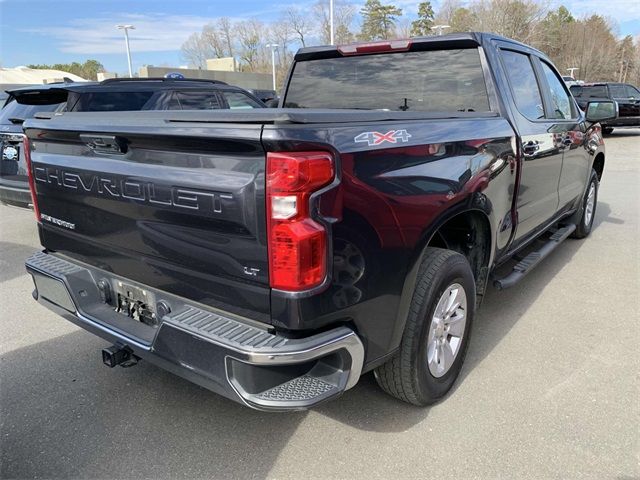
360, 0, 403, 41
410, 2, 435, 37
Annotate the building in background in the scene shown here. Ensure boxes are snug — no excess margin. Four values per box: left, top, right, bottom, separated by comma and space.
139, 57, 271, 90
1, 67, 87, 103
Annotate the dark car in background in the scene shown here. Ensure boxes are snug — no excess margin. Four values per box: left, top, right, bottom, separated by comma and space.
570, 82, 640, 133
0, 78, 266, 207
248, 88, 278, 104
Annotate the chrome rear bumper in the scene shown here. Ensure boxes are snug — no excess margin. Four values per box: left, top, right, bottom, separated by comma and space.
26, 251, 364, 411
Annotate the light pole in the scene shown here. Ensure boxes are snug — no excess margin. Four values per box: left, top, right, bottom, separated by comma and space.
330, 0, 335, 45
567, 67, 579, 79
266, 44, 279, 91
432, 25, 450, 36
116, 24, 135, 77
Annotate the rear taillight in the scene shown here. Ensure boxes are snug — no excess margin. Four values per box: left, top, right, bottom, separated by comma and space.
23, 136, 41, 221
266, 151, 334, 291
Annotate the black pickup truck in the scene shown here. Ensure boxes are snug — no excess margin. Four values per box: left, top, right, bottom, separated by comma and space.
570, 82, 640, 133
23, 33, 615, 411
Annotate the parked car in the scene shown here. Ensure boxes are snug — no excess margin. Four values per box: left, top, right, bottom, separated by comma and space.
23, 33, 614, 411
570, 82, 640, 133
248, 88, 278, 104
1, 78, 265, 207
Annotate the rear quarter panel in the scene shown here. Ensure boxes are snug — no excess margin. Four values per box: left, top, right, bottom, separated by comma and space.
263, 116, 517, 365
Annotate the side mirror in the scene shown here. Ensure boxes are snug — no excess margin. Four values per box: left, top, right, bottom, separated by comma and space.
585, 100, 618, 123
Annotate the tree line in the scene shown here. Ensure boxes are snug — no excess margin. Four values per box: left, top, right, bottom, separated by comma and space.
26, 60, 105, 81
180, 0, 640, 88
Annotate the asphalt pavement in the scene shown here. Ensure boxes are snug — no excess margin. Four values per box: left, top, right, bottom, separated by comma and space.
1, 129, 638, 479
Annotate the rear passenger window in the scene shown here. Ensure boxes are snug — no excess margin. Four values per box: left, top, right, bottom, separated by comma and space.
540, 62, 574, 119
574, 85, 608, 99
609, 85, 626, 98
501, 50, 544, 120
175, 92, 222, 110
221, 92, 263, 109
73, 91, 154, 111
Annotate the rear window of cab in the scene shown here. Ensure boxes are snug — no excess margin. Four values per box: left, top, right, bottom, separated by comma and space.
284, 48, 490, 113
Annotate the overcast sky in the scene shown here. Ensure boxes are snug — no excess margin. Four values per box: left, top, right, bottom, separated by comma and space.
1, 0, 638, 75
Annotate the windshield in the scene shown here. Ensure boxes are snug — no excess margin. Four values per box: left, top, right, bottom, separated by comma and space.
284, 48, 491, 113
0, 96, 64, 124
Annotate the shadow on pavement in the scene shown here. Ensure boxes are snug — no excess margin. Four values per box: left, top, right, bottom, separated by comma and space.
0, 330, 307, 479
0, 241, 37, 283
0, 205, 617, 478
319, 203, 616, 430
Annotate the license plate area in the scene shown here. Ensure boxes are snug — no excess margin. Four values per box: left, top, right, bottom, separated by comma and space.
115, 281, 157, 326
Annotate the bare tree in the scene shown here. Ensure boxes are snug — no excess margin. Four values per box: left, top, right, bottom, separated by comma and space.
435, 0, 463, 24
285, 7, 313, 47
314, 0, 356, 44
218, 17, 236, 57
396, 17, 412, 38
469, 0, 548, 44
201, 23, 226, 58
270, 22, 294, 89
181, 32, 213, 68
236, 20, 268, 72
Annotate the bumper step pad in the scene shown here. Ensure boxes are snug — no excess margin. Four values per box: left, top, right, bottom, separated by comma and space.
256, 375, 335, 402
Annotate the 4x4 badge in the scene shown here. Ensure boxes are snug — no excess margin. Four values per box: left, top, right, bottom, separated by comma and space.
354, 129, 412, 146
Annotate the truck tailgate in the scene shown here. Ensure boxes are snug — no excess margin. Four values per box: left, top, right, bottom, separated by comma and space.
25, 117, 270, 321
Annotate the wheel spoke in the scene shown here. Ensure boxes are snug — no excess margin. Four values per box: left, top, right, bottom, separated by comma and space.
447, 313, 465, 337
441, 341, 455, 371
428, 321, 438, 342
427, 340, 437, 365
445, 287, 458, 313
435, 295, 448, 318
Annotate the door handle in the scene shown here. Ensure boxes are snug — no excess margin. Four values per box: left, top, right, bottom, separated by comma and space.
522, 141, 540, 157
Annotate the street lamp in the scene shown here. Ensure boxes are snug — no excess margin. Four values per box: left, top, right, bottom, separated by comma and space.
266, 44, 279, 91
432, 25, 450, 36
116, 24, 135, 77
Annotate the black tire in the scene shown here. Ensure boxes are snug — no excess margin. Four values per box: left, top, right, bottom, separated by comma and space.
374, 248, 475, 406
602, 127, 614, 135
571, 169, 599, 239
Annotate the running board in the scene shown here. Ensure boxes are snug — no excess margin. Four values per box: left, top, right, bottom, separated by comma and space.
493, 224, 576, 290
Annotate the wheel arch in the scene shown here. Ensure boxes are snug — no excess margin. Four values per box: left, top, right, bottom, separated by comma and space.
388, 205, 495, 354
592, 152, 605, 181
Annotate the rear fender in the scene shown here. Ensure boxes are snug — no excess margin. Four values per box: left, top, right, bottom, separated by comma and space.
388, 201, 495, 355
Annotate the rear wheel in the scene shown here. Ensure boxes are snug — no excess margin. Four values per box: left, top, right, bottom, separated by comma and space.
571, 169, 599, 239
374, 248, 475, 406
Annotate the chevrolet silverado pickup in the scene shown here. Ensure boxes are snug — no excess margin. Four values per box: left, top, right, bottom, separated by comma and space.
23, 33, 616, 410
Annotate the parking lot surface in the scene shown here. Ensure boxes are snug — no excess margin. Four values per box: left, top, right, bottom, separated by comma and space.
1, 130, 638, 479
